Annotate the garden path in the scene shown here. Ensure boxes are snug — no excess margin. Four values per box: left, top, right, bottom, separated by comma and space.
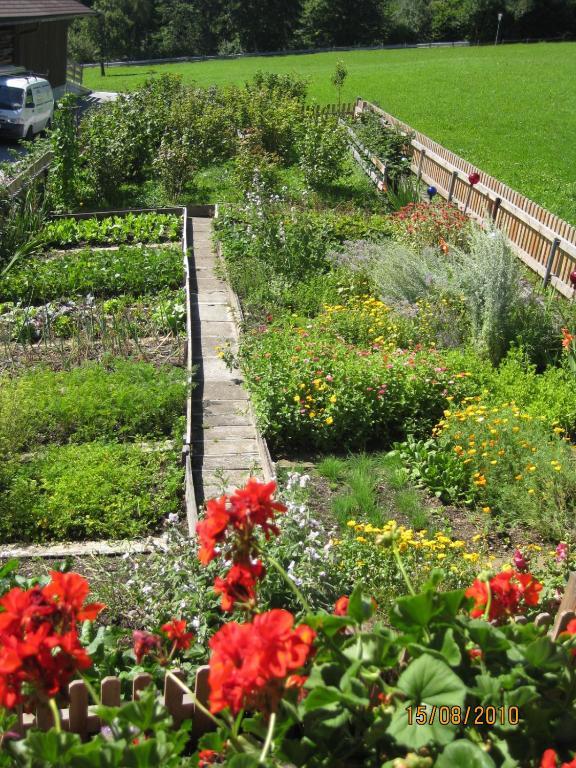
189, 217, 273, 503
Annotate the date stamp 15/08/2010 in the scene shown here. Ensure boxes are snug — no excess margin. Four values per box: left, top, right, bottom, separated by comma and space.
405, 706, 519, 727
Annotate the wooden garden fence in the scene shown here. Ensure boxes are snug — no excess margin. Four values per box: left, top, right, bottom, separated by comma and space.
13, 667, 212, 738
353, 98, 576, 299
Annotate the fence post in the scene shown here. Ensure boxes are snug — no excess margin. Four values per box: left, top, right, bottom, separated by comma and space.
69, 679, 89, 737
447, 171, 458, 203
416, 149, 426, 183
491, 196, 502, 223
543, 237, 561, 288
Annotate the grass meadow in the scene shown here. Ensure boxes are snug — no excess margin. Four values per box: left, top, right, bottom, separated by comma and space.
84, 43, 576, 223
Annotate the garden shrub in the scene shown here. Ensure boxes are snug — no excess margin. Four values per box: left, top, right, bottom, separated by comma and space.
0, 360, 187, 457
297, 114, 350, 189
0, 441, 182, 542
391, 200, 471, 249
240, 314, 479, 452
399, 396, 576, 541
352, 110, 414, 186
0, 245, 182, 303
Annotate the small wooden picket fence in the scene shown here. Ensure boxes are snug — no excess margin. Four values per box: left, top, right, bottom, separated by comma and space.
13, 666, 212, 738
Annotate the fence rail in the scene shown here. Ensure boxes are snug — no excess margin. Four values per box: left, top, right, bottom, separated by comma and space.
354, 98, 576, 298
3, 151, 53, 199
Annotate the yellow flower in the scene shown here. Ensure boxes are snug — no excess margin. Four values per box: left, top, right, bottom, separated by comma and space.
325, 416, 334, 425
293, 395, 300, 403
472, 534, 482, 542
329, 395, 337, 404
528, 489, 535, 495
356, 536, 367, 543
515, 474, 523, 481
482, 506, 491, 514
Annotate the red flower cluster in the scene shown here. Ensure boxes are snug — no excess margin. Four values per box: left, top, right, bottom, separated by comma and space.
561, 328, 574, 350
132, 620, 194, 664
198, 749, 222, 766
208, 609, 315, 715
541, 749, 576, 768
197, 479, 286, 612
559, 618, 576, 658
465, 570, 542, 622
333, 596, 349, 616
0, 572, 104, 709
392, 201, 469, 246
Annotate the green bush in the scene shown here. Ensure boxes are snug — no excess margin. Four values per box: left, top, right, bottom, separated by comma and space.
239, 313, 479, 452
398, 396, 576, 541
297, 114, 350, 189
0, 245, 182, 303
352, 111, 414, 185
0, 360, 187, 457
0, 442, 182, 542
41, 213, 181, 249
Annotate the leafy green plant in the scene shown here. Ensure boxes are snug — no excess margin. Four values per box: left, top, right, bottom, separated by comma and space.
41, 213, 181, 249
0, 359, 187, 458
47, 94, 80, 212
297, 114, 350, 190
0, 441, 182, 542
0, 245, 182, 304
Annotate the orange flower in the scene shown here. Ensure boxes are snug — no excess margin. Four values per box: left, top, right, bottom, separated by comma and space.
561, 328, 574, 349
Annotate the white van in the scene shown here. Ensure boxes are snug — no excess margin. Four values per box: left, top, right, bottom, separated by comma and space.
0, 74, 54, 141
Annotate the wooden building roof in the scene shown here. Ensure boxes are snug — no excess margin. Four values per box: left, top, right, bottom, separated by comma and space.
0, 0, 95, 24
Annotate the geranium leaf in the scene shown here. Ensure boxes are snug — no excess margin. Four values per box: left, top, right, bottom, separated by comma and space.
436, 740, 497, 767
388, 654, 466, 748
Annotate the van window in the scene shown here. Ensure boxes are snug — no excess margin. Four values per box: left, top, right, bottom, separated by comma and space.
25, 89, 35, 108
0, 85, 24, 110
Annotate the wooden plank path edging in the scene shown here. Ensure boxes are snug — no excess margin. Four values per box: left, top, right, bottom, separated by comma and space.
352, 98, 576, 298
182, 209, 274, 533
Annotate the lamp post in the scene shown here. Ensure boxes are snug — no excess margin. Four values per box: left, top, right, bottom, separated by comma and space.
495, 12, 503, 45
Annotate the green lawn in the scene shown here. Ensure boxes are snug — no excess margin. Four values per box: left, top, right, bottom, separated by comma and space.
84, 44, 576, 224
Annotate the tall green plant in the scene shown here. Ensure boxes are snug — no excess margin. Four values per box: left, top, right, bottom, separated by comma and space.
47, 94, 80, 211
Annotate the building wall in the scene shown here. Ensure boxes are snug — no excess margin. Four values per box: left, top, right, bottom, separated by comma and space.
13, 20, 69, 88
0, 28, 14, 65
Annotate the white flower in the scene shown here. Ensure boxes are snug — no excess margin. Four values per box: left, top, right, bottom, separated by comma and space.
299, 474, 310, 488
168, 513, 179, 524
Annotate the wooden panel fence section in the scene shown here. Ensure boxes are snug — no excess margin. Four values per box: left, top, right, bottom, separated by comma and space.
306, 102, 355, 118
14, 667, 212, 738
66, 61, 84, 87
3, 150, 53, 199
354, 98, 576, 298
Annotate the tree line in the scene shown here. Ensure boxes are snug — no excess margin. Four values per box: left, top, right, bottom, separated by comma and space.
69, 0, 576, 63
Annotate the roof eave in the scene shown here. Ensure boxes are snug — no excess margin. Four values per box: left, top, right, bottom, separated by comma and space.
0, 11, 96, 26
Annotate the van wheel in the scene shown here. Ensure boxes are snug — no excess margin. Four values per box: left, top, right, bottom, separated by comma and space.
25, 126, 34, 141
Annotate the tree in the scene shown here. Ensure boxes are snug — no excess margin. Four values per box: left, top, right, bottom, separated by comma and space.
331, 59, 348, 105
298, 0, 388, 47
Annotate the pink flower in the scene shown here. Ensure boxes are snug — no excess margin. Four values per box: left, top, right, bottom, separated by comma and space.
512, 549, 529, 572
557, 542, 569, 563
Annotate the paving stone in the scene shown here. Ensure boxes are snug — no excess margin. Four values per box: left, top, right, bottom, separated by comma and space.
200, 438, 260, 456
192, 424, 257, 440
197, 303, 233, 322
191, 321, 236, 338
193, 453, 261, 470
202, 380, 250, 400
194, 399, 251, 417
198, 356, 241, 381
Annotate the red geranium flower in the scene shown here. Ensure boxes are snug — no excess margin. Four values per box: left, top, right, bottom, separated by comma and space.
208, 609, 315, 715
161, 619, 194, 651
196, 496, 230, 565
333, 596, 349, 616
0, 573, 103, 709
198, 749, 221, 766
541, 749, 576, 768
214, 560, 265, 612
465, 570, 542, 622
